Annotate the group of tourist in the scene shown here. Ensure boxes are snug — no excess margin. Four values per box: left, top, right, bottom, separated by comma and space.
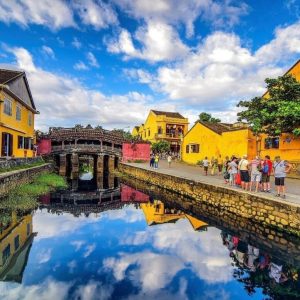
150, 153, 173, 169
202, 154, 292, 199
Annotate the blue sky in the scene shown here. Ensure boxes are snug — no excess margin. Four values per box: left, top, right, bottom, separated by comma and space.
0, 0, 299, 131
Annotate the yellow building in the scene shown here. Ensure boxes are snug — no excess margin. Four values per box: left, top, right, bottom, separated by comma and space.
259, 59, 300, 165
132, 110, 189, 153
141, 200, 208, 231
0, 68, 38, 158
0, 212, 35, 282
182, 60, 300, 177
182, 121, 257, 164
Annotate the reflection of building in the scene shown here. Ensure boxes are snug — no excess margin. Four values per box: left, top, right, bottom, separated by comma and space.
141, 200, 208, 231
0, 212, 35, 283
132, 110, 189, 153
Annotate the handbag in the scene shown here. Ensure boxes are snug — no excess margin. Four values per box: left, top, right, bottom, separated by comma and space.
236, 173, 241, 185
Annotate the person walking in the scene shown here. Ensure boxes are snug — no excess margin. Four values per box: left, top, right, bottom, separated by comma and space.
210, 156, 217, 176
150, 155, 155, 168
167, 154, 172, 168
154, 154, 159, 169
218, 155, 223, 176
249, 156, 262, 193
228, 157, 238, 186
203, 156, 209, 176
273, 156, 292, 199
223, 156, 230, 184
262, 155, 272, 193
238, 155, 250, 191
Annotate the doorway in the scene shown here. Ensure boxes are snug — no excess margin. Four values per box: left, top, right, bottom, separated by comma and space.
1, 132, 13, 157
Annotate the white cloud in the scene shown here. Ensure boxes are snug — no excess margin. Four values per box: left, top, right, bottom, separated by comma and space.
37, 248, 52, 264
74, 61, 89, 71
41, 46, 55, 59
4, 46, 170, 131
72, 37, 82, 49
86, 52, 99, 68
104, 251, 183, 291
72, 0, 118, 30
83, 243, 96, 258
0, 0, 75, 30
124, 21, 300, 122
106, 21, 189, 62
0, 277, 71, 300
73, 281, 113, 300
113, 0, 249, 37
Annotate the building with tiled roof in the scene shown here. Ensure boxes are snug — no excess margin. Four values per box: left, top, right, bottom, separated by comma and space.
132, 110, 189, 154
0, 68, 38, 157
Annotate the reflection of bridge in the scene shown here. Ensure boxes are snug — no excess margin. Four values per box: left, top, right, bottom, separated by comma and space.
47, 127, 125, 179
39, 183, 150, 217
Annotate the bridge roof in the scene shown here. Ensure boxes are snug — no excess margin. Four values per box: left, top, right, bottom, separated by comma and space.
47, 127, 126, 144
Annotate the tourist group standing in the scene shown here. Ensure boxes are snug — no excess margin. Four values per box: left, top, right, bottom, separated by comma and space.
202, 154, 292, 199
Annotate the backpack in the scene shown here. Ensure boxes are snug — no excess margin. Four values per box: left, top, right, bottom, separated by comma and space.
262, 162, 269, 174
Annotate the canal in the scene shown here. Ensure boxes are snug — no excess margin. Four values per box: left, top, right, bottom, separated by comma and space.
0, 175, 300, 300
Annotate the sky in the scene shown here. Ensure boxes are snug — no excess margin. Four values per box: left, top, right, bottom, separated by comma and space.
0, 0, 299, 132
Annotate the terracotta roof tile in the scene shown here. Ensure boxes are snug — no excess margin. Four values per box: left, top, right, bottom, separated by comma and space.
151, 110, 185, 119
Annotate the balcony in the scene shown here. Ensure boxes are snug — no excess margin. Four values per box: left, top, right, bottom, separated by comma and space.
155, 133, 183, 140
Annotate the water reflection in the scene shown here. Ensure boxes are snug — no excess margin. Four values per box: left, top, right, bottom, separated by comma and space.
0, 179, 300, 299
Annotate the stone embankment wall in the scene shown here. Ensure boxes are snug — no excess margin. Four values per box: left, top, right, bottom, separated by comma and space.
119, 163, 300, 235
0, 164, 53, 196
0, 157, 43, 170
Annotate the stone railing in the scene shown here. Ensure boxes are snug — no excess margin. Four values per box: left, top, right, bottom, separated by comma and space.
51, 144, 122, 153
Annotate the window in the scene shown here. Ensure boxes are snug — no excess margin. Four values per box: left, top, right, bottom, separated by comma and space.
148, 130, 150, 136
4, 99, 12, 116
24, 138, 32, 150
2, 244, 11, 265
186, 145, 189, 153
28, 112, 32, 126
16, 105, 22, 121
14, 235, 20, 251
18, 136, 24, 149
265, 137, 279, 149
27, 223, 31, 236
158, 127, 163, 134
190, 144, 200, 153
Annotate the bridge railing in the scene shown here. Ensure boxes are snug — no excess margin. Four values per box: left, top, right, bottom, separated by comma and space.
51, 144, 122, 153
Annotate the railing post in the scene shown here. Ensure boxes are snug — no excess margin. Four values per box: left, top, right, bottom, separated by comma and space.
59, 154, 67, 176
71, 153, 79, 180
109, 155, 115, 174
96, 154, 104, 176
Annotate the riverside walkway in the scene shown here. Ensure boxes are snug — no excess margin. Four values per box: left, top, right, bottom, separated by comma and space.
126, 160, 300, 205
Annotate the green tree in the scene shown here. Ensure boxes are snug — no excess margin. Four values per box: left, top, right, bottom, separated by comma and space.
111, 129, 134, 140
199, 112, 221, 123
151, 140, 170, 153
237, 75, 300, 137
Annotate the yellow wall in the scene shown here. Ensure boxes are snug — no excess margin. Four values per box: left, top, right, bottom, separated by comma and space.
0, 90, 35, 158
182, 122, 221, 164
0, 213, 32, 270
182, 122, 257, 164
260, 133, 300, 161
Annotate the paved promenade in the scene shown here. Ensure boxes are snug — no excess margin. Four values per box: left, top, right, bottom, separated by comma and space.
126, 160, 300, 205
